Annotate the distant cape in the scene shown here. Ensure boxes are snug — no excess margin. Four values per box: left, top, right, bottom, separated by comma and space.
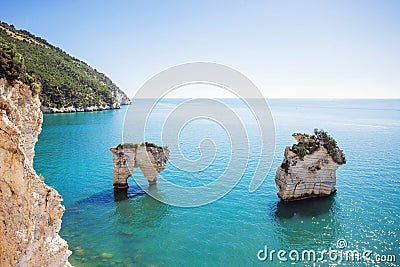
0, 20, 130, 113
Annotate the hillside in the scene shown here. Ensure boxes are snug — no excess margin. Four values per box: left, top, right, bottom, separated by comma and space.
0, 20, 130, 112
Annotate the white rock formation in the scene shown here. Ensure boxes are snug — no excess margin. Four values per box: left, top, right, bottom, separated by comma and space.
110, 143, 170, 188
275, 131, 346, 201
0, 78, 71, 266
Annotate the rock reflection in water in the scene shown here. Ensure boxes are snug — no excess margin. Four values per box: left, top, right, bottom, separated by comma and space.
271, 194, 341, 251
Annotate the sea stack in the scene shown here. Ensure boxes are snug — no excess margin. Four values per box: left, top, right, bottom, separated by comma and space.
110, 142, 170, 188
275, 129, 346, 201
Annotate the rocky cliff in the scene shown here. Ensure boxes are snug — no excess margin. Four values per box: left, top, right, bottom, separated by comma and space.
275, 130, 346, 201
0, 78, 71, 266
110, 143, 170, 188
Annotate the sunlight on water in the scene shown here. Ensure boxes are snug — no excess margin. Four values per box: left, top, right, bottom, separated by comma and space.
34, 99, 400, 266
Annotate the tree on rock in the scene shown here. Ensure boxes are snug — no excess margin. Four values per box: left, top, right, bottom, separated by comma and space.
0, 44, 25, 82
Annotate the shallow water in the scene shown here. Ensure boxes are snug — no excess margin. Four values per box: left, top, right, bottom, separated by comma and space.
34, 99, 400, 266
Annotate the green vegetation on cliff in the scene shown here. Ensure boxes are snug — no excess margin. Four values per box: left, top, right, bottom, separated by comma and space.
0, 43, 25, 82
0, 43, 41, 95
0, 21, 129, 108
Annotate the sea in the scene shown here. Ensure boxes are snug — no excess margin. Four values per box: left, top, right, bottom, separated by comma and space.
34, 99, 400, 266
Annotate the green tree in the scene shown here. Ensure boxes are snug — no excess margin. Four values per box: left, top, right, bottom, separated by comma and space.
0, 44, 25, 82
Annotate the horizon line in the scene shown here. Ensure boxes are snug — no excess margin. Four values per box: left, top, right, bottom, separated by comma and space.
128, 97, 400, 100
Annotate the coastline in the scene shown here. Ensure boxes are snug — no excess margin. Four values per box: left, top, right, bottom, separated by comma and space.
41, 103, 131, 114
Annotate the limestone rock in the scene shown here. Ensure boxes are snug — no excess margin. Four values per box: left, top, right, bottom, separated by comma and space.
39, 89, 130, 114
112, 88, 131, 106
275, 131, 346, 201
110, 143, 170, 188
41, 104, 120, 114
0, 78, 71, 266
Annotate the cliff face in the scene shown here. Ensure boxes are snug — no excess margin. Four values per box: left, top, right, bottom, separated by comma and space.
0, 78, 71, 266
110, 143, 170, 188
112, 87, 131, 106
275, 132, 346, 201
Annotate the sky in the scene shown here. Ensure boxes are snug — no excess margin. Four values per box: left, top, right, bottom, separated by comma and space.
1, 0, 400, 98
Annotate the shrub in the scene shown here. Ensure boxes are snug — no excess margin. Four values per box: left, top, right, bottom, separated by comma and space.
25, 73, 35, 83
116, 142, 165, 150
290, 129, 346, 164
292, 144, 307, 160
313, 129, 346, 164
0, 44, 25, 82
144, 142, 163, 149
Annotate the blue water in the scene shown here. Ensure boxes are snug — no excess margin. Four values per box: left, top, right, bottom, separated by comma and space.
34, 99, 400, 266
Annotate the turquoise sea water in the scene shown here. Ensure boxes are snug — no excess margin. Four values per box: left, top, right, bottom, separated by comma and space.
34, 99, 400, 266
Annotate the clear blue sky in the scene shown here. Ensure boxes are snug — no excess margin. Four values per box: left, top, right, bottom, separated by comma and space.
2, 0, 400, 98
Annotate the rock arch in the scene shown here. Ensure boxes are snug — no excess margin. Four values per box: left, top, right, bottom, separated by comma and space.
110, 143, 170, 188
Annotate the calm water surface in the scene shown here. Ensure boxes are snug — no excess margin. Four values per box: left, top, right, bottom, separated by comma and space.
34, 99, 400, 266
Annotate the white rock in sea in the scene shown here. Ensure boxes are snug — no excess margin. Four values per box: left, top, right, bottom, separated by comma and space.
275, 130, 346, 201
0, 78, 71, 266
110, 143, 170, 188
